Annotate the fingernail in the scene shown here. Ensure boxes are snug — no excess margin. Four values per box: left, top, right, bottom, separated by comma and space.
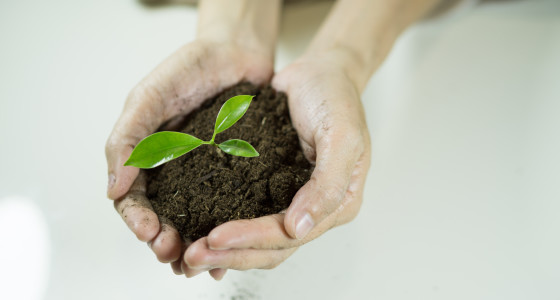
295, 213, 314, 240
108, 174, 116, 191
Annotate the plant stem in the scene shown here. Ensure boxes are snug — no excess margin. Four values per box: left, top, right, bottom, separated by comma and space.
210, 131, 217, 144
201, 140, 218, 147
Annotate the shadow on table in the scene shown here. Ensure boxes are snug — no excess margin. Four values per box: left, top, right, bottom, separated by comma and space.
137, 0, 333, 8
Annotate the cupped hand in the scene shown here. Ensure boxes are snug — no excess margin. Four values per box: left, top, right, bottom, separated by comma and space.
105, 39, 273, 280
183, 55, 371, 273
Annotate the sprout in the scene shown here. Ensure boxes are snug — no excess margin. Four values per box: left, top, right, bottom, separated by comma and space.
124, 95, 259, 169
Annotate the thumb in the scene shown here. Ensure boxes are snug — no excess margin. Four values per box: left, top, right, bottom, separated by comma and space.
284, 128, 363, 240
105, 85, 165, 200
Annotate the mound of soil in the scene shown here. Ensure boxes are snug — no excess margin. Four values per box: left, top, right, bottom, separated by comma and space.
146, 83, 312, 241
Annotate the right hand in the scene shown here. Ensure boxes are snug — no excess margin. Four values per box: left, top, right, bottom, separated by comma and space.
105, 38, 273, 280
181, 53, 371, 273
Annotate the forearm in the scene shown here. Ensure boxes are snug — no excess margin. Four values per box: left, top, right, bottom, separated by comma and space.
197, 0, 281, 58
305, 0, 443, 91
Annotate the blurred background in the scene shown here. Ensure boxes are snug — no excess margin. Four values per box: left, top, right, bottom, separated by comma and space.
0, 0, 559, 299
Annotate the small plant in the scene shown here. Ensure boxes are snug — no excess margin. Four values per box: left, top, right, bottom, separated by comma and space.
124, 95, 259, 169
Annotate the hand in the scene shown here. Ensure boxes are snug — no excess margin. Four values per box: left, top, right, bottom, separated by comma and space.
183, 54, 371, 272
105, 39, 273, 280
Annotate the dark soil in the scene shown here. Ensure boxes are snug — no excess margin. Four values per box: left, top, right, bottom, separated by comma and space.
146, 82, 312, 241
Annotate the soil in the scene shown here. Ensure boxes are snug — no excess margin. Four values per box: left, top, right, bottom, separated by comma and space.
146, 82, 312, 241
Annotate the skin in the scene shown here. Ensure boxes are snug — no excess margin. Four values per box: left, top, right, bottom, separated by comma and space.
106, 0, 444, 280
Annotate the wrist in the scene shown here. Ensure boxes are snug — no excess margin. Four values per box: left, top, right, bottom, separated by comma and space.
301, 0, 444, 92
196, 0, 280, 61
300, 44, 389, 93
196, 22, 273, 60
301, 2, 401, 92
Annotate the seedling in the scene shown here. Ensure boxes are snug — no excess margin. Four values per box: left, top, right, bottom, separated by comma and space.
124, 95, 259, 169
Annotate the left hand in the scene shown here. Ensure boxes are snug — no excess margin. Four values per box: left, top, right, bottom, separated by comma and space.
183, 54, 372, 275
105, 38, 275, 280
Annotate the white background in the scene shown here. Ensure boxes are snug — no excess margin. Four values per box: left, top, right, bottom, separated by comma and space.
0, 0, 559, 299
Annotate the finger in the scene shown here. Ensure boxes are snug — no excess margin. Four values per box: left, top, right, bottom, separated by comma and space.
185, 237, 297, 271
181, 259, 209, 278
209, 268, 227, 281
171, 259, 183, 275
284, 126, 364, 240
148, 221, 183, 263
106, 84, 166, 200
207, 214, 296, 250
113, 173, 160, 242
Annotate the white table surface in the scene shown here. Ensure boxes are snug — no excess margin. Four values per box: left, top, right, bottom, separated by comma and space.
1, 0, 559, 299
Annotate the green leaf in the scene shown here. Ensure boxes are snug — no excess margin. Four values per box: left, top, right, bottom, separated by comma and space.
124, 131, 203, 168
214, 95, 254, 135
218, 139, 259, 157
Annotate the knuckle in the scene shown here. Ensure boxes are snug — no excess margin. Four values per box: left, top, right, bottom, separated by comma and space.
303, 179, 347, 222
133, 223, 157, 242
307, 202, 325, 220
